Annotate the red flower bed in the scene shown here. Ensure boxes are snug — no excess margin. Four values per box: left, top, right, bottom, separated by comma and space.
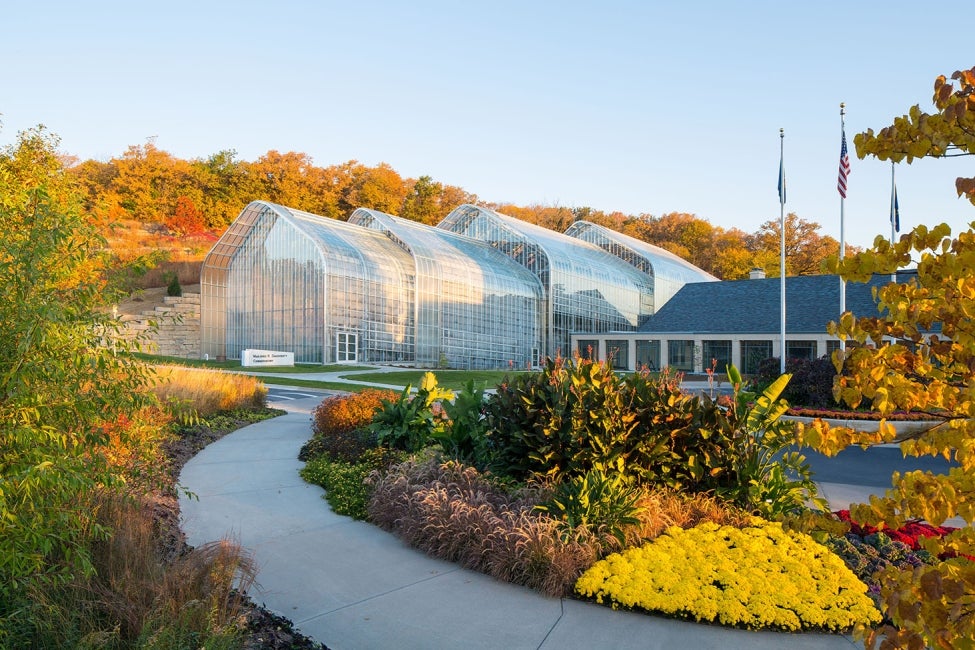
835, 510, 955, 549
835, 510, 975, 562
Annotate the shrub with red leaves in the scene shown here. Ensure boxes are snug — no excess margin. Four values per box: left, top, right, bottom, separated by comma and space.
834, 510, 965, 558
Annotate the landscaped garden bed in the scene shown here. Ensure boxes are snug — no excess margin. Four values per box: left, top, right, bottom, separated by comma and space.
296, 359, 970, 640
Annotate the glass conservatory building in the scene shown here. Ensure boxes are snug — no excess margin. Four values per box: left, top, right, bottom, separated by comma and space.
563, 220, 718, 311
438, 204, 655, 357
201, 201, 715, 368
347, 208, 543, 368
201, 201, 543, 368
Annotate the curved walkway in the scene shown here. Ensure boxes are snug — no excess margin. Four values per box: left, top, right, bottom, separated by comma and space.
179, 391, 859, 650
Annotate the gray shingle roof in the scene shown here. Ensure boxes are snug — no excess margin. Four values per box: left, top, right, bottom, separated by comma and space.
639, 272, 917, 335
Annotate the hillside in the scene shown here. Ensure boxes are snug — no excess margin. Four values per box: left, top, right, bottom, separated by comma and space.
102, 218, 214, 305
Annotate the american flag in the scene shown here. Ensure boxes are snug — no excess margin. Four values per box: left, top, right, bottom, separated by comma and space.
838, 130, 850, 198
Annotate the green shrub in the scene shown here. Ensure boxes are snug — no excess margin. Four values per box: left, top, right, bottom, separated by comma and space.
536, 469, 643, 546
370, 372, 453, 452
755, 356, 837, 408
301, 389, 396, 462
712, 368, 827, 518
301, 457, 373, 519
165, 271, 182, 297
432, 379, 490, 465
0, 127, 158, 643
624, 368, 735, 489
483, 356, 638, 482
301, 446, 406, 519
484, 359, 738, 492
299, 426, 376, 463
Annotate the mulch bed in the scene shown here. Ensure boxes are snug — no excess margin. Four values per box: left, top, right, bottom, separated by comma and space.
158, 409, 330, 650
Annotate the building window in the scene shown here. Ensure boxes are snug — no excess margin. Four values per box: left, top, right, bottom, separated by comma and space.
606, 340, 629, 370
702, 340, 732, 374
740, 340, 772, 375
636, 340, 660, 371
786, 340, 817, 361
667, 339, 694, 371
825, 340, 841, 358
577, 339, 599, 359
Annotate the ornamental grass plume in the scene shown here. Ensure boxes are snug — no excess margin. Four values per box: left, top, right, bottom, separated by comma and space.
367, 455, 601, 596
151, 365, 267, 417
630, 488, 749, 542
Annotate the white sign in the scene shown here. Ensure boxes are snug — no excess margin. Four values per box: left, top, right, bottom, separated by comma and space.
241, 349, 295, 367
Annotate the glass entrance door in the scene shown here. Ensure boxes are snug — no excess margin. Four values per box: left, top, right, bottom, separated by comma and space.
336, 332, 358, 363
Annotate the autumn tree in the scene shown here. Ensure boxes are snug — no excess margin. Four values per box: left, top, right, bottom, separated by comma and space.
189, 149, 257, 228
340, 162, 407, 216
710, 227, 756, 279
249, 150, 326, 213
855, 65, 975, 205
748, 212, 846, 277
166, 195, 206, 236
109, 140, 195, 223
67, 158, 118, 223
399, 175, 441, 225
797, 223, 975, 648
619, 212, 753, 279
0, 127, 153, 641
490, 202, 578, 231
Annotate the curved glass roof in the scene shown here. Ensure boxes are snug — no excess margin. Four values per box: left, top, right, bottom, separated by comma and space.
563, 220, 718, 310
202, 201, 415, 363
438, 204, 655, 357
349, 208, 543, 368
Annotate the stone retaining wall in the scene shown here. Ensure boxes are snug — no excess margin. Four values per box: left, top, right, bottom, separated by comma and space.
119, 293, 201, 359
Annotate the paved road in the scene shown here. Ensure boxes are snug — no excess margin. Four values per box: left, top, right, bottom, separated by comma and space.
806, 445, 955, 488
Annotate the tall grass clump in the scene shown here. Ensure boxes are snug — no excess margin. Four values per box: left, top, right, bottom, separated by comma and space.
368, 454, 606, 596
21, 492, 256, 649
151, 365, 267, 418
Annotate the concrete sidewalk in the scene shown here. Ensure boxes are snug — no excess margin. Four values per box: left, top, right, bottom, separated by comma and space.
179, 391, 866, 650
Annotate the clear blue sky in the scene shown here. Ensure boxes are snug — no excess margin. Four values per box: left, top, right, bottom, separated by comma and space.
2, 0, 972, 249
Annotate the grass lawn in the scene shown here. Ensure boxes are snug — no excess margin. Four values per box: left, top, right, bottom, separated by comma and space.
133, 354, 524, 392
133, 353, 375, 374
339, 369, 524, 391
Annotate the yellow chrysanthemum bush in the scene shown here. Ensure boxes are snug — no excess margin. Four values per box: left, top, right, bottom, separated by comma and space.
575, 519, 881, 632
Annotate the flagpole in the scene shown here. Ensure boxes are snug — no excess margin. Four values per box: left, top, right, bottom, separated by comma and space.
779, 128, 786, 374
838, 103, 847, 352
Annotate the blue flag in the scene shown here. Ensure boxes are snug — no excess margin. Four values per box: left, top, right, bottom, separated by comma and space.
891, 184, 900, 233
778, 155, 786, 204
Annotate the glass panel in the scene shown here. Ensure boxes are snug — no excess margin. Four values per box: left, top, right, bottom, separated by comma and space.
740, 340, 773, 375
350, 208, 543, 369
667, 339, 695, 371
702, 340, 732, 374
786, 340, 817, 361
577, 339, 599, 359
635, 339, 660, 371
202, 201, 546, 370
606, 339, 629, 370
440, 205, 655, 360
564, 220, 718, 312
